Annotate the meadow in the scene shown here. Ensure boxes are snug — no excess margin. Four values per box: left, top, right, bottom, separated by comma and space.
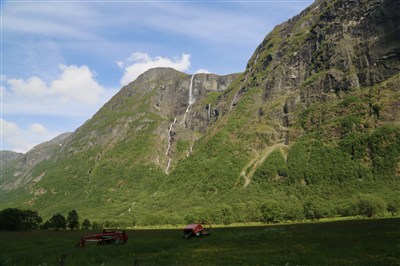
1, 218, 399, 266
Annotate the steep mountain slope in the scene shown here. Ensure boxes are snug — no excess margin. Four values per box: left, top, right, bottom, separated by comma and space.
1, 133, 71, 191
212, 0, 400, 183
1, 69, 240, 221
0, 151, 23, 166
1, 0, 399, 225
140, 0, 400, 224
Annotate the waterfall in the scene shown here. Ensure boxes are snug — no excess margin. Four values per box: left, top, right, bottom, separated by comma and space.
165, 118, 177, 174
165, 159, 172, 174
207, 103, 211, 122
186, 137, 198, 157
186, 143, 194, 157
166, 118, 177, 155
181, 73, 196, 125
189, 73, 195, 105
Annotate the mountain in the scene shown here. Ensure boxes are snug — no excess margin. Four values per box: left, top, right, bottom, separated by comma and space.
0, 151, 23, 166
1, 0, 399, 225
1, 133, 71, 191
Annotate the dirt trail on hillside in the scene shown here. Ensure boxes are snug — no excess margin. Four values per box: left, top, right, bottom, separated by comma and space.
242, 143, 287, 187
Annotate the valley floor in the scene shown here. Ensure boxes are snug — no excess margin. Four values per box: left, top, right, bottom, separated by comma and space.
1, 218, 399, 265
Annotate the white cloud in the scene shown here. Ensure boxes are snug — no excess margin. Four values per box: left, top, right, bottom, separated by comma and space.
118, 52, 191, 86
1, 119, 21, 139
6, 64, 105, 106
28, 123, 48, 135
51, 65, 104, 105
7, 76, 49, 98
2, 64, 116, 152
1, 119, 56, 153
195, 69, 210, 74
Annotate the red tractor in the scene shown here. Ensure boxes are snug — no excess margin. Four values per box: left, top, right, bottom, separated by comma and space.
183, 223, 211, 239
76, 230, 128, 247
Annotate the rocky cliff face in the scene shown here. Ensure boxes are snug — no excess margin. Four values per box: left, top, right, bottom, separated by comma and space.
57, 68, 239, 173
228, 0, 400, 145
245, 0, 400, 95
0, 151, 23, 166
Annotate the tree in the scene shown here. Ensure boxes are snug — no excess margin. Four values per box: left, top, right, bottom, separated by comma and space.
82, 219, 91, 230
243, 202, 261, 222
91, 221, 100, 229
356, 194, 386, 218
303, 197, 331, 220
67, 210, 80, 230
387, 198, 400, 216
0, 208, 42, 231
23, 210, 42, 230
221, 205, 233, 225
283, 203, 305, 221
41, 220, 51, 230
260, 201, 283, 224
49, 213, 66, 230
336, 200, 358, 217
253, 150, 288, 182
0, 208, 25, 231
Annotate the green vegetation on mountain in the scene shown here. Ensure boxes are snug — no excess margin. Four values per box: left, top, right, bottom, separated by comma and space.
1, 0, 399, 226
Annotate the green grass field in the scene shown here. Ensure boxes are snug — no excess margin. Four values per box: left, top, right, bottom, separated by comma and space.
1, 218, 399, 266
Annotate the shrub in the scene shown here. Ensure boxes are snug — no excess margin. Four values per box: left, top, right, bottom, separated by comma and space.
242, 202, 261, 222
369, 126, 400, 177
287, 142, 308, 182
387, 198, 400, 216
283, 203, 305, 221
253, 149, 288, 182
336, 200, 358, 217
340, 115, 361, 136
259, 201, 284, 224
82, 219, 91, 229
356, 194, 386, 218
91, 221, 101, 229
303, 197, 331, 220
221, 206, 234, 225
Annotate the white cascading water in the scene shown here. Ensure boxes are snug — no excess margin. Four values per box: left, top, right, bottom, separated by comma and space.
165, 118, 177, 174
181, 74, 196, 124
188, 73, 195, 105
186, 143, 194, 157
165, 118, 176, 155
166, 159, 172, 174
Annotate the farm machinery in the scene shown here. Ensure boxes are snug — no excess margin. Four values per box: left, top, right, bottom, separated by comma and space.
76, 230, 128, 247
183, 223, 211, 239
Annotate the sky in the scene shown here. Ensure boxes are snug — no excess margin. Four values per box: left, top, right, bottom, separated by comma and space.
1, 0, 312, 153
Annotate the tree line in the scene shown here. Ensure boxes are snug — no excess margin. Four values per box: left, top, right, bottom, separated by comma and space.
1, 193, 399, 230
0, 208, 93, 231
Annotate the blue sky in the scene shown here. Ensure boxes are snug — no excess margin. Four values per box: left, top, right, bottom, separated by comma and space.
1, 0, 312, 153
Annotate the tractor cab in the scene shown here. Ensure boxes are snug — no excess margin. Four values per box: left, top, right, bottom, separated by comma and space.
183, 223, 211, 239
